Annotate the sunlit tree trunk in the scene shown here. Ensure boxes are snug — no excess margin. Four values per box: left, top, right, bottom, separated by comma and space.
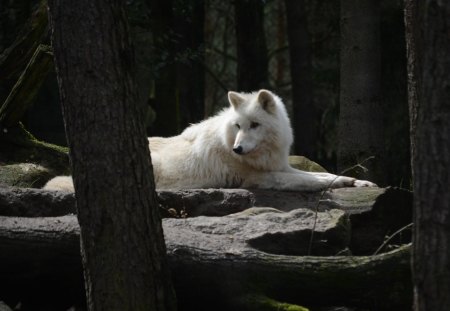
338, 0, 385, 184
285, 0, 316, 158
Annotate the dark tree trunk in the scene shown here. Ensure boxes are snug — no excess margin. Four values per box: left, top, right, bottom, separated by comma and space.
284, 0, 316, 158
338, 0, 385, 185
175, 0, 205, 127
234, 0, 269, 91
147, 0, 179, 137
403, 0, 419, 166
405, 1, 450, 310
47, 1, 176, 310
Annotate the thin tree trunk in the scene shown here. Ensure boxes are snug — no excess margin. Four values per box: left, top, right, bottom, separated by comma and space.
175, 0, 205, 127
338, 0, 385, 185
147, 0, 179, 136
47, 1, 176, 310
284, 0, 316, 158
405, 1, 450, 310
234, 0, 269, 91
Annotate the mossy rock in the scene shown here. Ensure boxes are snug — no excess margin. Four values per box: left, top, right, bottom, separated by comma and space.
234, 294, 309, 311
288, 155, 327, 173
0, 163, 53, 188
0, 123, 70, 187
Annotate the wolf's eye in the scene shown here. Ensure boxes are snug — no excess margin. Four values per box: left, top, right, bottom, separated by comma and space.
250, 122, 260, 129
235, 123, 241, 129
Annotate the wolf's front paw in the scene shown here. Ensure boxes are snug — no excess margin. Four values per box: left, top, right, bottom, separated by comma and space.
328, 176, 355, 188
353, 179, 377, 187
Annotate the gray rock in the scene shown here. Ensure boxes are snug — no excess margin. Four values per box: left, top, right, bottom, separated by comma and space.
164, 208, 350, 256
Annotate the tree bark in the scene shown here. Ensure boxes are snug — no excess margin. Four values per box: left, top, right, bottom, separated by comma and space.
404, 1, 450, 310
284, 0, 316, 158
338, 0, 385, 185
0, 214, 412, 310
403, 0, 419, 162
234, 0, 269, 91
47, 1, 176, 310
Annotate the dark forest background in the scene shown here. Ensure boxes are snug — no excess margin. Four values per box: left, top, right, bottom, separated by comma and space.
0, 0, 410, 187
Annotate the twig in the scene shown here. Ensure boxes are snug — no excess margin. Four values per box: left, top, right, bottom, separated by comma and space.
339, 156, 375, 175
307, 175, 340, 256
307, 156, 376, 256
373, 223, 413, 255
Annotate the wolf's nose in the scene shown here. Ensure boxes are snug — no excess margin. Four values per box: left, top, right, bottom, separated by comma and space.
233, 146, 243, 154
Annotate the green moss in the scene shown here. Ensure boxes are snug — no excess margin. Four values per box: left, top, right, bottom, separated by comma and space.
0, 163, 52, 188
289, 155, 327, 173
235, 294, 309, 311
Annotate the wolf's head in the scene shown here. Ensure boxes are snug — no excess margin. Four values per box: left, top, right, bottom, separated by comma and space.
224, 90, 293, 169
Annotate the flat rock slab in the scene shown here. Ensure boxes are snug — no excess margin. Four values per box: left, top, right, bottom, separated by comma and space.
0, 209, 350, 276
165, 208, 350, 256
0, 186, 411, 254
0, 207, 350, 280
0, 186, 76, 217
0, 186, 401, 217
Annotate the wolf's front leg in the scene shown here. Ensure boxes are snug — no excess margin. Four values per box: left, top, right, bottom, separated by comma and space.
241, 170, 344, 191
242, 169, 376, 191
301, 170, 377, 188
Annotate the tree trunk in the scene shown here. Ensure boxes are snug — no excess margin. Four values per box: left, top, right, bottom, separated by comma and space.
147, 0, 180, 137
175, 0, 206, 127
234, 0, 269, 91
47, 1, 176, 310
338, 0, 385, 185
284, 0, 316, 159
404, 1, 450, 310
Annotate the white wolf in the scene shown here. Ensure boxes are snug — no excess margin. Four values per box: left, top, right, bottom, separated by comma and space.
44, 90, 376, 192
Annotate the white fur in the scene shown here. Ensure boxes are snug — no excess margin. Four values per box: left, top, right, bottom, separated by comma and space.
43, 90, 376, 192
43, 176, 74, 192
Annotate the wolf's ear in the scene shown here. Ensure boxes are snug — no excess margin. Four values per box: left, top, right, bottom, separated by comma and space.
228, 91, 245, 109
257, 90, 276, 114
